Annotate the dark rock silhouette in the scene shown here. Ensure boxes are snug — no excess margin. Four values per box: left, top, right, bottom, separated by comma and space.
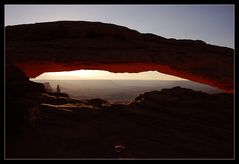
43, 82, 53, 92
56, 84, 61, 93
86, 98, 110, 108
5, 21, 234, 92
6, 64, 46, 138
6, 64, 45, 97
41, 93, 69, 105
134, 86, 209, 105
5, 84, 233, 159
47, 92, 69, 98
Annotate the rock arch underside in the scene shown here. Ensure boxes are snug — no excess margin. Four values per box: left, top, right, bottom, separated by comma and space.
5, 21, 234, 93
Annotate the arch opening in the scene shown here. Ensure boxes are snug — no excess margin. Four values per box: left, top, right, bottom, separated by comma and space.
30, 69, 222, 103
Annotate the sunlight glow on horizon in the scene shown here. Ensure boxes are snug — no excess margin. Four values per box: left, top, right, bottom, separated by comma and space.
30, 70, 187, 81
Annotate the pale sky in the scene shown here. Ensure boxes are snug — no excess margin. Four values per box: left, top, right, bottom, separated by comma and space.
5, 5, 234, 80
5, 5, 234, 48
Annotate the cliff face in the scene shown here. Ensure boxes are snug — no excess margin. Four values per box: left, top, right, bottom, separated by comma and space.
6, 64, 46, 138
5, 21, 234, 92
6, 64, 46, 98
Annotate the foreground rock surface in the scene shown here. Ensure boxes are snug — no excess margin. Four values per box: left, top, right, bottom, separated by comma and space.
6, 79, 233, 159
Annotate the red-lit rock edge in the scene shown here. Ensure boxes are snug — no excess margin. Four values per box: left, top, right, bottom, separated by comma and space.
6, 21, 233, 93
16, 62, 233, 93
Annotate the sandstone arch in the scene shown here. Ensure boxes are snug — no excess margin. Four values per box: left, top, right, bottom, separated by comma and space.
5, 21, 234, 92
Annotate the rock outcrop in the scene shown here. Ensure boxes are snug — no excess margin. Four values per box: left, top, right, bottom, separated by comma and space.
6, 86, 233, 158
131, 86, 233, 117
43, 82, 53, 92
6, 64, 46, 138
6, 64, 45, 97
5, 21, 234, 92
134, 86, 209, 105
